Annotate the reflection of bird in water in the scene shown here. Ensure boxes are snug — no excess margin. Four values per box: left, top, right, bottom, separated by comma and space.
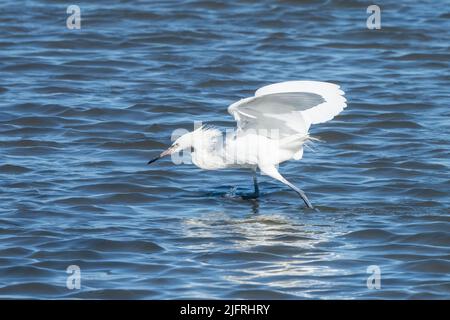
148, 81, 347, 208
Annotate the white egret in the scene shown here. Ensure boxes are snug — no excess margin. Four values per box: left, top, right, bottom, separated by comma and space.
148, 81, 347, 208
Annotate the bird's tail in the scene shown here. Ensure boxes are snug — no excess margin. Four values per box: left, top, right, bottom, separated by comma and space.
280, 134, 323, 160
303, 135, 323, 153
280, 134, 322, 147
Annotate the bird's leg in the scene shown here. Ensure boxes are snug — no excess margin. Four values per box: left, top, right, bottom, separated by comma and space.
283, 179, 314, 209
252, 169, 260, 197
242, 168, 260, 200
259, 165, 314, 209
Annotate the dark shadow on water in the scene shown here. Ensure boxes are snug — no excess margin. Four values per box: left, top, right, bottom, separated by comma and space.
195, 187, 261, 214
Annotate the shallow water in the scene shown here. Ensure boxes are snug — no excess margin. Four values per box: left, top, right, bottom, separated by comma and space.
0, 0, 449, 299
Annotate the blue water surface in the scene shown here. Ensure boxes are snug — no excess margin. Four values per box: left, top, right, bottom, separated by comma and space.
0, 0, 449, 299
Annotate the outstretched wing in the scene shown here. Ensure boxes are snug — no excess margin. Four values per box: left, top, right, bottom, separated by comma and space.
228, 81, 347, 139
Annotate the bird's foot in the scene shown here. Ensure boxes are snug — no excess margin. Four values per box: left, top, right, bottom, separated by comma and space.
301, 194, 314, 209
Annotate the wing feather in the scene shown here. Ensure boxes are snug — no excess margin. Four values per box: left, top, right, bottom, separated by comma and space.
228, 81, 347, 138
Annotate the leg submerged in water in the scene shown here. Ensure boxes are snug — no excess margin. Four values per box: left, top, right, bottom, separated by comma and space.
242, 168, 260, 200
252, 168, 260, 197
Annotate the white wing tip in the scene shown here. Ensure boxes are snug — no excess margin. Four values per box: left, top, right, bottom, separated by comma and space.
255, 80, 343, 97
228, 80, 348, 127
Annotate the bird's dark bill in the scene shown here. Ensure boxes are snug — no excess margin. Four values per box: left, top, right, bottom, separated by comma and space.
148, 146, 174, 165
147, 156, 161, 164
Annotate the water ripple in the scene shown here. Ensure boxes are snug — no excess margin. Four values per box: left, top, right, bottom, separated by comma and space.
0, 0, 449, 299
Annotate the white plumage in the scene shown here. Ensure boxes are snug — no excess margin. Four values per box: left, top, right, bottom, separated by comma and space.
148, 81, 347, 208
229, 80, 346, 136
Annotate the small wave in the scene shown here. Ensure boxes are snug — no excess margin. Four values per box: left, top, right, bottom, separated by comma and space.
0, 164, 31, 174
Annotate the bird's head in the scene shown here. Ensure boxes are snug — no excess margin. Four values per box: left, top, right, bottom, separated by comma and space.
147, 125, 221, 165
147, 132, 194, 165
148, 126, 205, 164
